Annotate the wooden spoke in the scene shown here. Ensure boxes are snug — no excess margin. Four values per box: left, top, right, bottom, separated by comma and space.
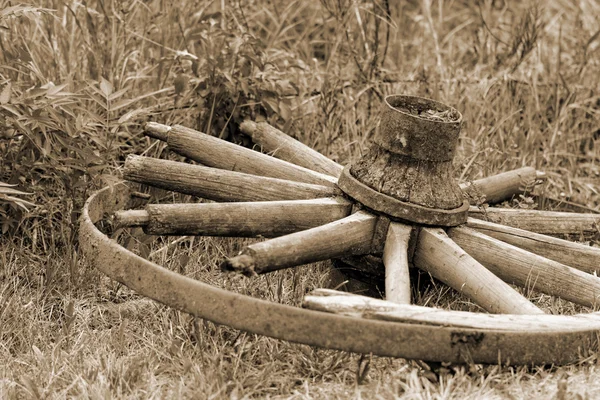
221, 211, 378, 276
145, 123, 338, 187
113, 198, 352, 237
145, 121, 170, 140
303, 289, 600, 332
414, 228, 543, 314
467, 218, 600, 275
240, 120, 343, 177
123, 155, 339, 202
449, 227, 600, 307
383, 223, 414, 304
469, 206, 600, 236
114, 210, 150, 227
459, 167, 544, 205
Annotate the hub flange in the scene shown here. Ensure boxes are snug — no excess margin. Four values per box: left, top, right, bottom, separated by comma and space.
338, 95, 469, 227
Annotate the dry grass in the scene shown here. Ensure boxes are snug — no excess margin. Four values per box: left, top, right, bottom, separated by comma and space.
1, 0, 600, 398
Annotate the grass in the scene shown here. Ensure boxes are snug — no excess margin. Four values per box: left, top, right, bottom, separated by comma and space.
1, 0, 600, 398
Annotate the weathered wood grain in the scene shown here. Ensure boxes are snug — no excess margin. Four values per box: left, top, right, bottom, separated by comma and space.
414, 228, 544, 314
114, 210, 150, 228
145, 122, 338, 187
383, 223, 413, 304
468, 206, 600, 236
449, 226, 600, 307
302, 289, 600, 331
240, 120, 343, 177
467, 218, 600, 275
114, 198, 352, 237
123, 155, 338, 202
221, 211, 378, 275
460, 167, 543, 205
350, 145, 465, 210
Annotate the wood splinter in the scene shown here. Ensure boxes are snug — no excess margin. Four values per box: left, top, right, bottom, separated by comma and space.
302, 289, 600, 332
223, 254, 257, 277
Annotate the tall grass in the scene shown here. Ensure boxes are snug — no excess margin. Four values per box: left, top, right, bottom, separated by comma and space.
1, 0, 599, 398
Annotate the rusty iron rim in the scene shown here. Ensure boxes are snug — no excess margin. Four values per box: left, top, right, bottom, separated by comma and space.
79, 182, 600, 365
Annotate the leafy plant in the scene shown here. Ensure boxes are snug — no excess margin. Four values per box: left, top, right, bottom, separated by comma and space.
170, 8, 308, 143
0, 181, 35, 233
0, 3, 168, 238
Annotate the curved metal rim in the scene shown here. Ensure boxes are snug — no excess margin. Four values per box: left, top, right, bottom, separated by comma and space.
79, 183, 599, 365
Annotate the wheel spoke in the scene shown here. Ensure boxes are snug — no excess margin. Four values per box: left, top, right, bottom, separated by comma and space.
449, 227, 600, 307
383, 222, 414, 304
222, 211, 378, 276
240, 120, 343, 177
414, 228, 543, 314
459, 167, 545, 205
123, 155, 339, 202
145, 122, 338, 187
114, 198, 352, 237
468, 206, 600, 236
81, 182, 600, 366
467, 218, 600, 275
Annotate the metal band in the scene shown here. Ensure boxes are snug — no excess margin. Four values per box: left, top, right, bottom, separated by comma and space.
376, 95, 462, 162
80, 183, 600, 365
337, 167, 469, 227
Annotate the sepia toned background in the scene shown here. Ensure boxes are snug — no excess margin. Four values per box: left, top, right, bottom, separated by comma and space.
1, 0, 599, 398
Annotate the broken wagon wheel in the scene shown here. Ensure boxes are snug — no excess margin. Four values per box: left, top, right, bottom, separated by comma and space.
80, 95, 600, 365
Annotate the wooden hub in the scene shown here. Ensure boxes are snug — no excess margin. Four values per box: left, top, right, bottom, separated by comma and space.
338, 95, 469, 227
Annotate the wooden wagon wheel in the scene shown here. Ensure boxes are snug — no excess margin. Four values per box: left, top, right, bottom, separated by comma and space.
80, 95, 600, 366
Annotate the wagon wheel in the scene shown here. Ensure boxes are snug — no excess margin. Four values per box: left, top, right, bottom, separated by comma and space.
80, 95, 600, 366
